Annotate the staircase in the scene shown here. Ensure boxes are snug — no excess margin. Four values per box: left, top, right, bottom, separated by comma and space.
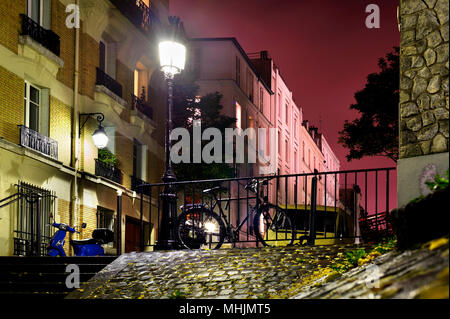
0, 256, 117, 298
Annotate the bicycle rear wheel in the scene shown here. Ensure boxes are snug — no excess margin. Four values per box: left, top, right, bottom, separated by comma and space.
253, 205, 295, 247
176, 207, 226, 250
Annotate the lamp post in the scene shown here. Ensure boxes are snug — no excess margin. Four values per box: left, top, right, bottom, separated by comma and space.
79, 112, 109, 149
154, 17, 186, 250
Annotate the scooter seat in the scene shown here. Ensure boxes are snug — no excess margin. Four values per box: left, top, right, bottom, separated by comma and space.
70, 238, 98, 245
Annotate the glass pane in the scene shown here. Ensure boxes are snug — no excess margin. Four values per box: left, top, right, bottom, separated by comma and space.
29, 102, 39, 132
24, 82, 27, 98
30, 86, 39, 104
31, 0, 41, 23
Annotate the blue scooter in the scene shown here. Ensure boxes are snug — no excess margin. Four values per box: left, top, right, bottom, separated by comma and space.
48, 222, 114, 256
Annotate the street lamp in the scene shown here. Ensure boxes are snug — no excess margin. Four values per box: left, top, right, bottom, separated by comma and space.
154, 17, 187, 251
79, 113, 109, 149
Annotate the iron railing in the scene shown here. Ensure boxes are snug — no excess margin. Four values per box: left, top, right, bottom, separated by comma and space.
20, 14, 60, 56
110, 0, 160, 35
95, 159, 122, 184
134, 167, 396, 249
96, 67, 123, 98
13, 182, 56, 256
131, 175, 146, 191
131, 94, 153, 120
18, 125, 58, 160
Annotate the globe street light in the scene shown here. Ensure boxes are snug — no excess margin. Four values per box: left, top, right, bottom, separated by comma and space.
154, 17, 187, 251
79, 113, 109, 149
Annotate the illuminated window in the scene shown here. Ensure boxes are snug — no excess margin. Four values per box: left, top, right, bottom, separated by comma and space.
235, 101, 242, 129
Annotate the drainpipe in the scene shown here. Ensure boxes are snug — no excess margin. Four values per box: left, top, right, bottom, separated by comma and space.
71, 0, 81, 243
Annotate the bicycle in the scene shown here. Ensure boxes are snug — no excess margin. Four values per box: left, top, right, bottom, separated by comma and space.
175, 177, 296, 249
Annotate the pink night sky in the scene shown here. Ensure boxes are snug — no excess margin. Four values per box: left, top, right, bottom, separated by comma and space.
171, 0, 400, 210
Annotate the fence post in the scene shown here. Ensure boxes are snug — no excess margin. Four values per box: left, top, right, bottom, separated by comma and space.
117, 190, 122, 255
140, 187, 144, 251
308, 176, 318, 245
353, 185, 362, 244
35, 194, 42, 256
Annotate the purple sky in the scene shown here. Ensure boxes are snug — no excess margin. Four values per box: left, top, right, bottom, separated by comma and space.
170, 0, 400, 209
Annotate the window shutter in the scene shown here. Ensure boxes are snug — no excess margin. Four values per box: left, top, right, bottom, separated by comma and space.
42, 0, 51, 29
40, 88, 50, 136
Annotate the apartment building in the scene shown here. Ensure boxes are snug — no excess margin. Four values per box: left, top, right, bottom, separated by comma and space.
250, 51, 340, 206
0, 0, 169, 256
189, 38, 274, 179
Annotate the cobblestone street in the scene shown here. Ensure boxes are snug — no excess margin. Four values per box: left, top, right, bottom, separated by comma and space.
68, 243, 370, 299
68, 237, 449, 300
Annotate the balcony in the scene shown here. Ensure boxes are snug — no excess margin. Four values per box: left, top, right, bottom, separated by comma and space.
96, 67, 123, 98
131, 175, 146, 191
18, 125, 58, 160
20, 14, 60, 56
131, 94, 153, 120
110, 0, 159, 35
95, 159, 122, 184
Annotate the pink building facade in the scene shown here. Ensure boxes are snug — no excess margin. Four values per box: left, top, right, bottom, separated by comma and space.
189, 41, 340, 207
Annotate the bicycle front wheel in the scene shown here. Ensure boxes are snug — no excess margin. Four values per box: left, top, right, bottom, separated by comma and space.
176, 208, 226, 250
253, 205, 295, 247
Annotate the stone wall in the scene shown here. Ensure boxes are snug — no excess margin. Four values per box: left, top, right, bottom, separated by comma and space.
399, 0, 449, 158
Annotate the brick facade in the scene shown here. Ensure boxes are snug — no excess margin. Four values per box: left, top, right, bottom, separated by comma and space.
0, 0, 25, 54
49, 96, 72, 165
0, 66, 23, 144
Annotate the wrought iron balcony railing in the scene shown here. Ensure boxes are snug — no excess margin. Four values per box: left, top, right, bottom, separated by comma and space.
20, 14, 60, 56
131, 175, 146, 191
131, 94, 153, 120
96, 67, 123, 98
110, 0, 159, 34
18, 125, 58, 160
95, 159, 122, 184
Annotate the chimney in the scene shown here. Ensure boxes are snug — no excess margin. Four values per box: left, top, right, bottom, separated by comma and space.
302, 120, 309, 131
260, 50, 269, 60
309, 126, 317, 139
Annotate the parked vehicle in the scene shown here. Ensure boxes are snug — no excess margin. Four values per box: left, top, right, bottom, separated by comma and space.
48, 222, 114, 256
175, 177, 295, 250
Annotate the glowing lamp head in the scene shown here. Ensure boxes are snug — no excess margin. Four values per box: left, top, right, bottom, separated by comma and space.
92, 125, 109, 149
204, 221, 217, 234
159, 40, 186, 76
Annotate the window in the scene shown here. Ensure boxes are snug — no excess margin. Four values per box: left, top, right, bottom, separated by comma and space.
235, 101, 242, 129
14, 182, 56, 256
246, 69, 253, 101
99, 36, 117, 79
134, 62, 149, 100
277, 93, 281, 117
278, 132, 281, 154
308, 149, 311, 168
294, 117, 297, 139
97, 207, 115, 249
285, 101, 289, 125
26, 0, 51, 28
133, 139, 147, 182
285, 140, 289, 162
302, 142, 305, 161
294, 150, 297, 172
235, 56, 241, 87
97, 207, 115, 230
259, 87, 264, 111
24, 82, 40, 132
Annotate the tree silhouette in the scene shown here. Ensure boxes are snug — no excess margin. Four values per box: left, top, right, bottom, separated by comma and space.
171, 73, 236, 181
339, 47, 399, 163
